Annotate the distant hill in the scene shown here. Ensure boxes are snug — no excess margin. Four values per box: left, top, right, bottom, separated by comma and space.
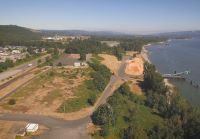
41, 30, 129, 37
154, 31, 200, 39
0, 25, 41, 44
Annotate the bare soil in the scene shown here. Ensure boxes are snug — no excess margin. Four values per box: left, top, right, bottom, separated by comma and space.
125, 55, 144, 76
99, 54, 121, 75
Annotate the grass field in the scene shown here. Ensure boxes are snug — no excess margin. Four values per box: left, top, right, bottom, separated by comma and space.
58, 80, 100, 112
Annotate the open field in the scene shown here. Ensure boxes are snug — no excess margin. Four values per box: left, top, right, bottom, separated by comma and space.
0, 66, 92, 120
99, 54, 121, 75
125, 55, 144, 76
100, 41, 120, 47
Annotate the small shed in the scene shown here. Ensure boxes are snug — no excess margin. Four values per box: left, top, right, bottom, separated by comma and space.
25, 123, 39, 133
74, 62, 81, 67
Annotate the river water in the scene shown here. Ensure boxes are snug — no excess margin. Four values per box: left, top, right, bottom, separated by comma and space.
147, 37, 200, 105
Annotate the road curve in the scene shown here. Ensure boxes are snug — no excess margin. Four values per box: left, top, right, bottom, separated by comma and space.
0, 55, 131, 139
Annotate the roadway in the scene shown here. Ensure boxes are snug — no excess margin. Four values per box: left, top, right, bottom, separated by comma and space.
0, 54, 49, 81
0, 54, 50, 100
0, 55, 131, 139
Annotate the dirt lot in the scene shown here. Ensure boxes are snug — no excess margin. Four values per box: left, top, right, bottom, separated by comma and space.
99, 54, 121, 75
0, 120, 47, 139
0, 67, 91, 120
125, 55, 144, 76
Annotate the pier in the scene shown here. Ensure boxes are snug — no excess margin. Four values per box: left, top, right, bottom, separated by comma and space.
162, 70, 190, 79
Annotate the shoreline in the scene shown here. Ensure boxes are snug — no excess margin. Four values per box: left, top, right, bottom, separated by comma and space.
141, 43, 175, 90
141, 45, 151, 63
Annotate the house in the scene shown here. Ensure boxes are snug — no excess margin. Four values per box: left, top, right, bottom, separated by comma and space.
25, 123, 39, 133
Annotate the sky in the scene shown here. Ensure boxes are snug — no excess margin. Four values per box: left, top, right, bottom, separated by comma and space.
0, 0, 200, 34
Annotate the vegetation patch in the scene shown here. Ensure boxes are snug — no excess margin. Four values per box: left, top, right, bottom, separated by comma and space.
58, 55, 112, 113
58, 80, 100, 112
92, 62, 200, 139
91, 83, 163, 138
42, 89, 62, 106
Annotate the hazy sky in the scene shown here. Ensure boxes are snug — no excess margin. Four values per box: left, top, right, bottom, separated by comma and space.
0, 0, 200, 34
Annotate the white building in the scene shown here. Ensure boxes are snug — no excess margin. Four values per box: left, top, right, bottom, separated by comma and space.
74, 62, 81, 67
25, 123, 39, 133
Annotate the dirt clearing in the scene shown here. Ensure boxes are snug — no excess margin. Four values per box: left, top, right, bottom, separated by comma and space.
99, 54, 121, 75
125, 56, 144, 76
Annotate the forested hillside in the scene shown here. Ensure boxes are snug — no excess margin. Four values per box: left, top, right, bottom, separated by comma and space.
0, 25, 41, 45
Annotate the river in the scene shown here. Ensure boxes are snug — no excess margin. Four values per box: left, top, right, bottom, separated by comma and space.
147, 37, 200, 105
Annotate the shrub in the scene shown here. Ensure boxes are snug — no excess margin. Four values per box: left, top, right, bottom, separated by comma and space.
57, 62, 62, 66
100, 125, 109, 137
88, 94, 97, 105
8, 99, 16, 105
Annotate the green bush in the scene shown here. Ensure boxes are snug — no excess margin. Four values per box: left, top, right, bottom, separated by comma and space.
100, 125, 109, 137
88, 94, 97, 105
8, 99, 16, 105
57, 62, 62, 66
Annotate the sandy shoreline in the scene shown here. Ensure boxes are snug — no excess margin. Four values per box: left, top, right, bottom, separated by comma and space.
141, 46, 151, 63
141, 43, 174, 90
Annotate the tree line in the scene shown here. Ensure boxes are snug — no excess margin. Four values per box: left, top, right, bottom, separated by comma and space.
91, 62, 200, 139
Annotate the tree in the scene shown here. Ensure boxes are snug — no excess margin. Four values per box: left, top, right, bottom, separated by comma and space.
183, 108, 200, 139
80, 52, 86, 61
57, 62, 62, 66
91, 104, 114, 126
37, 59, 42, 64
88, 94, 96, 105
8, 99, 16, 105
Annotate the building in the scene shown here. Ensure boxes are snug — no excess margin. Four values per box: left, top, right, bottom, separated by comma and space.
12, 50, 21, 54
74, 62, 81, 67
25, 123, 39, 133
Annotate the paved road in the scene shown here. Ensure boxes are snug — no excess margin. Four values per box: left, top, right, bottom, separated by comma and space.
0, 54, 49, 81
0, 55, 131, 139
0, 113, 91, 139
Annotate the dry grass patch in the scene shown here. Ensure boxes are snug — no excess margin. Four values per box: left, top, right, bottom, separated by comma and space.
128, 80, 144, 96
0, 67, 91, 117
99, 54, 121, 75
